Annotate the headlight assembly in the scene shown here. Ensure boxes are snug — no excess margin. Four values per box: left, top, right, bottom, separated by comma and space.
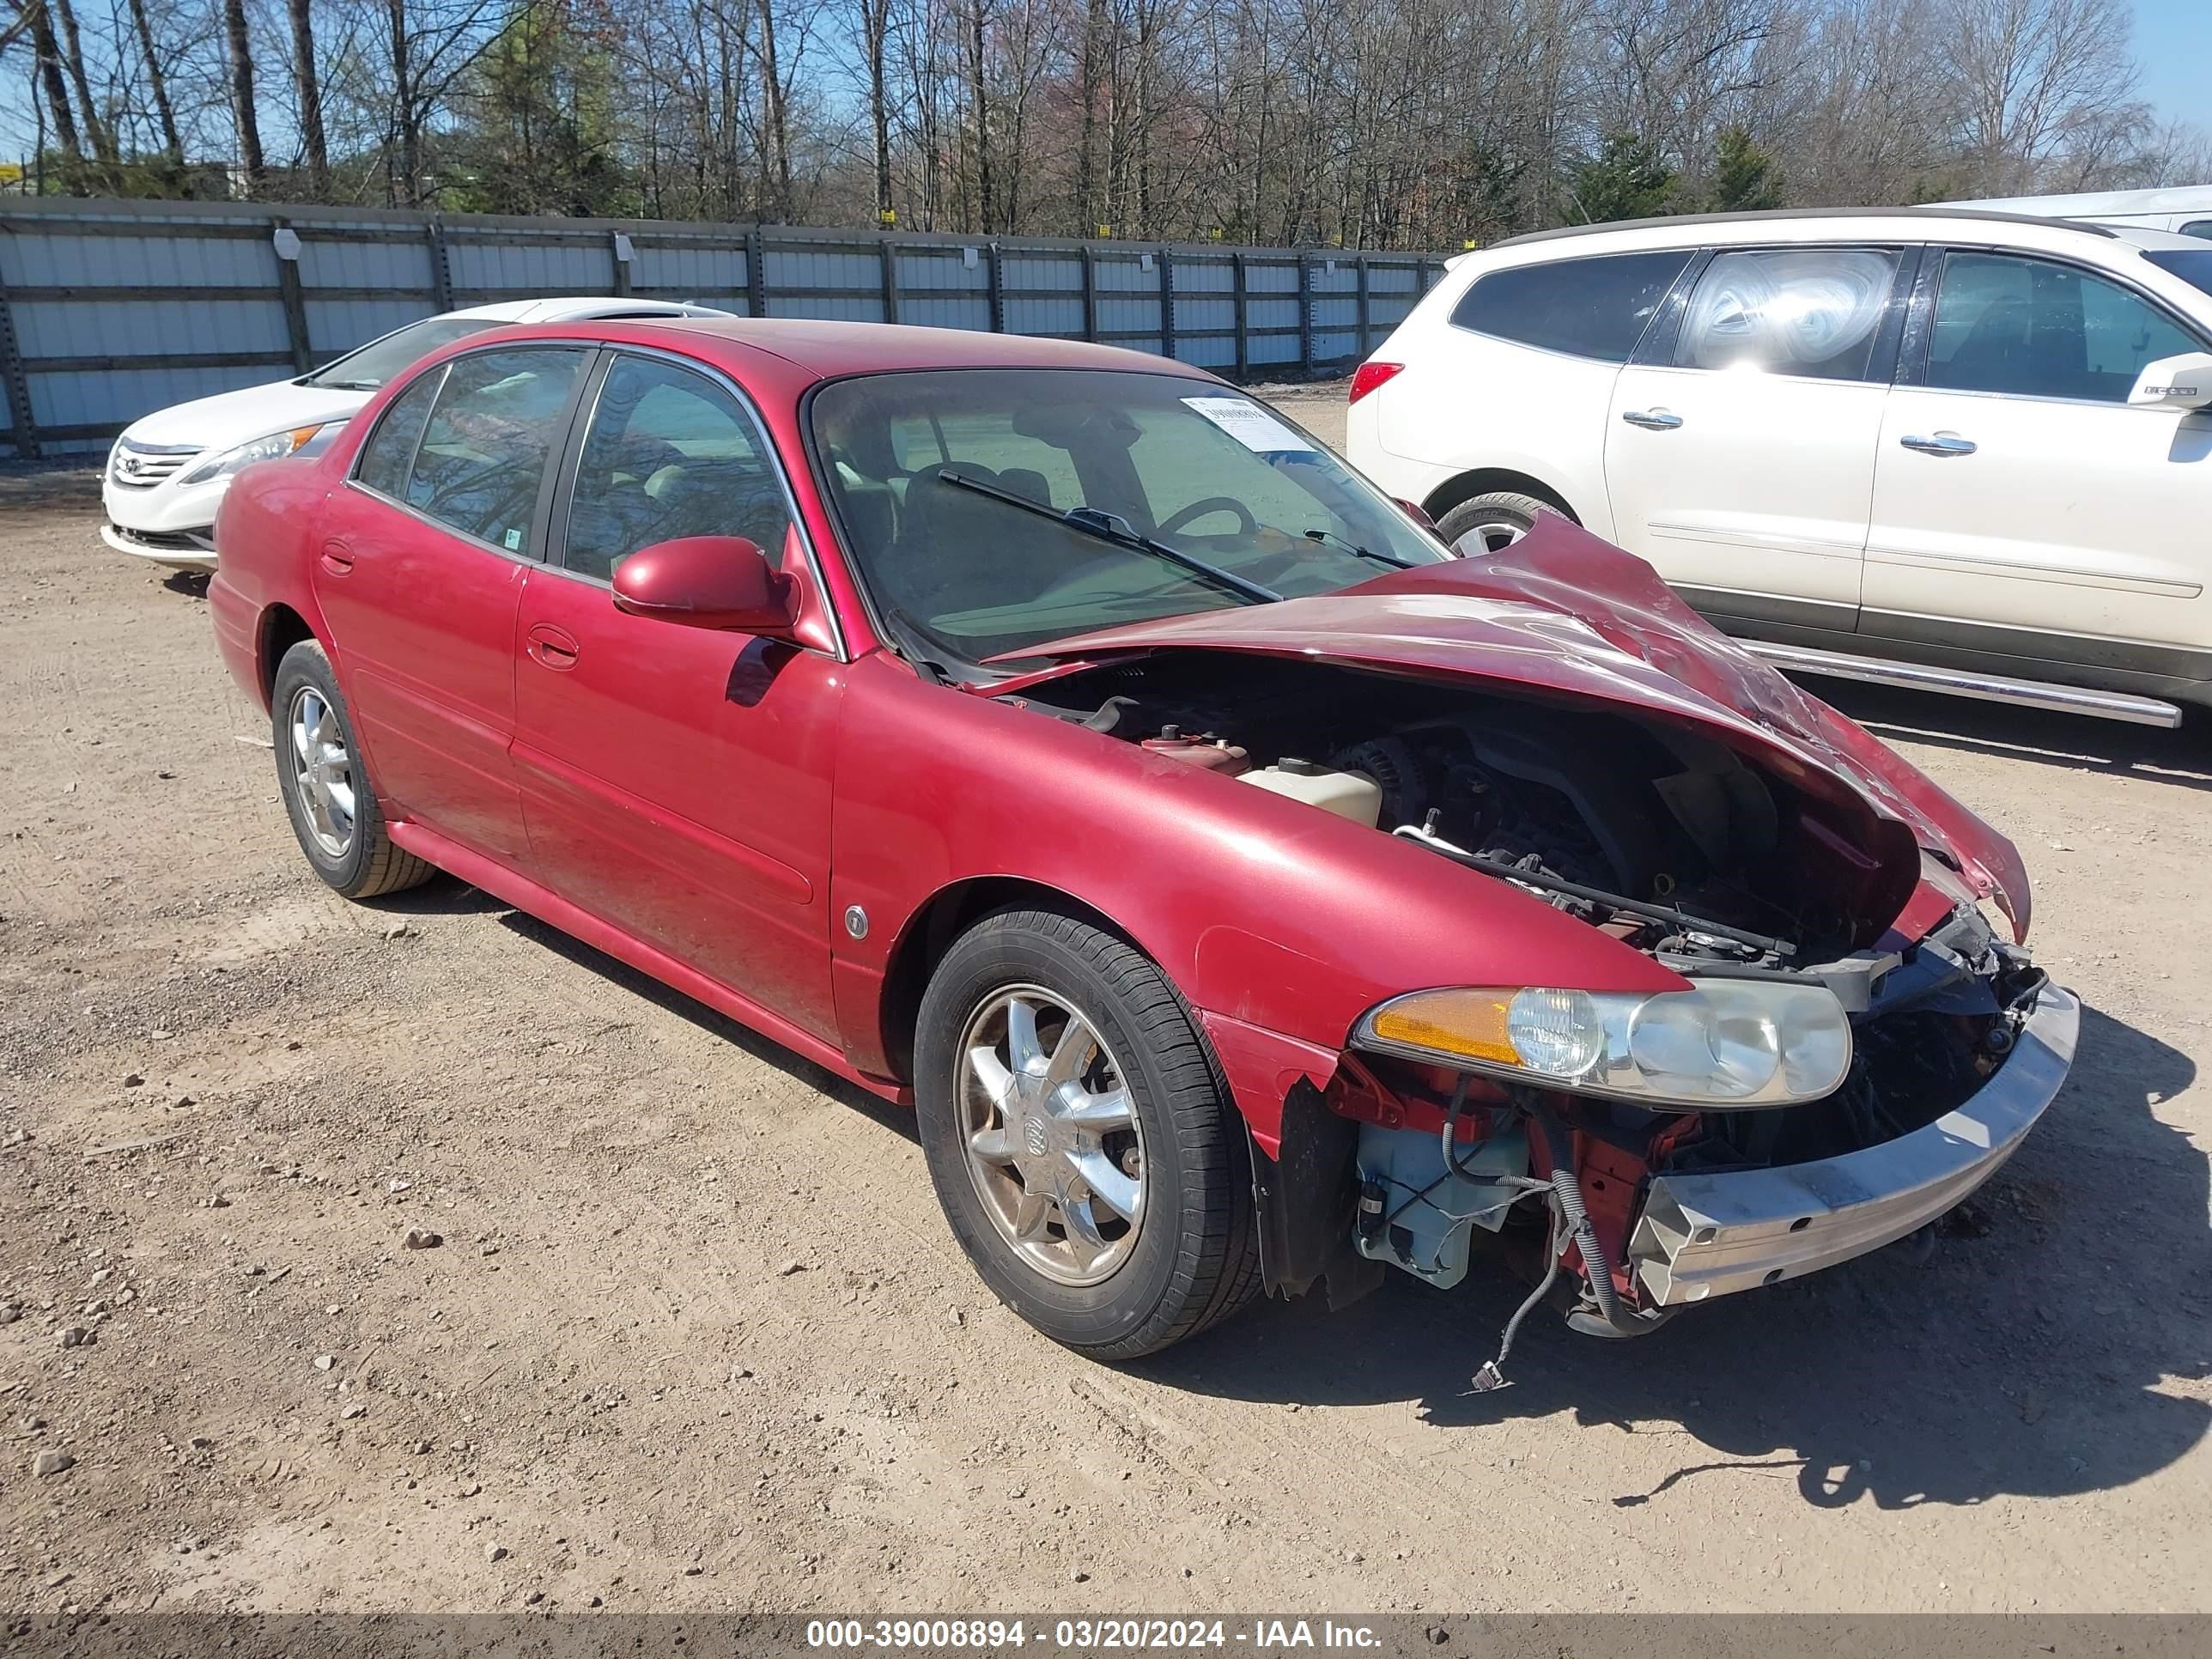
178, 422, 344, 485
1353, 980, 1851, 1109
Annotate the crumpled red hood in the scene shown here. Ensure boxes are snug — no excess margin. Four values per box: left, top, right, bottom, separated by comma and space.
1000, 516, 2030, 942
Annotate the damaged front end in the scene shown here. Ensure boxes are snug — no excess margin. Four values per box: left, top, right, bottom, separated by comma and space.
1329, 896, 2075, 1386
1005, 633, 2076, 1383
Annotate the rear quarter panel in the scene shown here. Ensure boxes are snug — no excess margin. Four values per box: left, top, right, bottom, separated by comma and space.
209, 459, 339, 711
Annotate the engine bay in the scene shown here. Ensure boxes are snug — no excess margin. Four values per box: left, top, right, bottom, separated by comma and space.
1006, 651, 2051, 1365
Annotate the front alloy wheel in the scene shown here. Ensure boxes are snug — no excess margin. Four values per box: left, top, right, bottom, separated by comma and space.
914, 908, 1260, 1358
956, 986, 1146, 1287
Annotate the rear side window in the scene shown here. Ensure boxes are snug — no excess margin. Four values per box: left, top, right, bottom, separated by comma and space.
1675, 248, 1902, 381
1928, 252, 2203, 404
1449, 251, 1692, 362
2146, 249, 2212, 299
403, 347, 591, 551
355, 370, 443, 499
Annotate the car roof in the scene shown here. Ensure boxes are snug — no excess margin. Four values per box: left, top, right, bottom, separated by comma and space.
606, 315, 1220, 380
2106, 225, 2212, 252
1936, 185, 2212, 217
1483, 205, 2124, 257
447, 296, 723, 323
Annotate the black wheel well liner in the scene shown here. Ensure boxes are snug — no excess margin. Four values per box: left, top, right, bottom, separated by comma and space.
1421, 469, 1582, 527
875, 876, 1126, 1085
258, 604, 317, 705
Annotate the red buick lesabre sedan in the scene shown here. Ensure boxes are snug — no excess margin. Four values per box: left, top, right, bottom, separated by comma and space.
208, 319, 2076, 1382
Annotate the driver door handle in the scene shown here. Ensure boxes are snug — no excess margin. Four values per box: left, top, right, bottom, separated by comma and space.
1620, 409, 1683, 431
1900, 433, 1977, 457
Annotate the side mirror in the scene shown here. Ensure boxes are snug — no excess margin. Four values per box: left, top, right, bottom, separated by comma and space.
1394, 497, 1439, 531
611, 536, 796, 635
2129, 351, 2212, 411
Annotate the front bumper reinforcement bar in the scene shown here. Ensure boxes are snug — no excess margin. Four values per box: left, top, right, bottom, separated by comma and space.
1627, 981, 2080, 1306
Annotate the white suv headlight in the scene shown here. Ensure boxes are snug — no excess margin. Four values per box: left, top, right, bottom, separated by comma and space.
1353, 980, 1852, 1109
178, 422, 344, 486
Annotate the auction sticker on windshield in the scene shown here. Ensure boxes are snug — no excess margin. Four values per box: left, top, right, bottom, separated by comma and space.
1182, 396, 1315, 453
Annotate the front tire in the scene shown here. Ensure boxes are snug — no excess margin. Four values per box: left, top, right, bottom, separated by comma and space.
1436, 489, 1559, 554
270, 639, 434, 900
915, 908, 1260, 1358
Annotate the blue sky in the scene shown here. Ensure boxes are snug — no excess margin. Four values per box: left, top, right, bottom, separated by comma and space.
2137, 0, 2212, 133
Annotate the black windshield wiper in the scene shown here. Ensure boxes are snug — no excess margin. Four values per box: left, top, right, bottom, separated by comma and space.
933, 468, 1282, 605
1304, 526, 1412, 569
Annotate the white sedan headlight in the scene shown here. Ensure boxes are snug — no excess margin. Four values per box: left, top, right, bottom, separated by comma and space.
178, 422, 345, 486
1354, 980, 1852, 1109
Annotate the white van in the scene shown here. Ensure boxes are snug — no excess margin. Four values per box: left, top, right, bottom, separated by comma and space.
1941, 185, 2212, 240
1346, 207, 2212, 726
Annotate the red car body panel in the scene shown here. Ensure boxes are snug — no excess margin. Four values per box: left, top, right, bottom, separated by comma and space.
209, 318, 2033, 1164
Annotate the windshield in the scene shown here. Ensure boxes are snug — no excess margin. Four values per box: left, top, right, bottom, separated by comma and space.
2145, 250, 2212, 302
301, 317, 504, 390
811, 368, 1449, 667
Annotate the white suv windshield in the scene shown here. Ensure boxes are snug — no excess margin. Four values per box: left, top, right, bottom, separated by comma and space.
811, 368, 1449, 668
302, 317, 503, 391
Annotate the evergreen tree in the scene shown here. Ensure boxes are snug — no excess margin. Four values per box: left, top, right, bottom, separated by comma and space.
1565, 134, 1677, 225
1710, 125, 1783, 212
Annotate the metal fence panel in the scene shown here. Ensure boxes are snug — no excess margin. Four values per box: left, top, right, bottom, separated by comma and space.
0, 198, 1443, 454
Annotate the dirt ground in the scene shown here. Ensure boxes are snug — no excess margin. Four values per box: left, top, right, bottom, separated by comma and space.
3, 401, 2209, 1620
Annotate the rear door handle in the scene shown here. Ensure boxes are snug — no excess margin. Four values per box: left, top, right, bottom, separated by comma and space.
526, 623, 580, 670
1620, 409, 1683, 431
318, 539, 354, 575
1900, 433, 1977, 457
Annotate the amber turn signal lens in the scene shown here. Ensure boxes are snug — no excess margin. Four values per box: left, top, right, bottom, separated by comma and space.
1366, 988, 1520, 1065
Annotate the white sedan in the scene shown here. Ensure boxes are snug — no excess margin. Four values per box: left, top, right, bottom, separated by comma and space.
100, 295, 733, 570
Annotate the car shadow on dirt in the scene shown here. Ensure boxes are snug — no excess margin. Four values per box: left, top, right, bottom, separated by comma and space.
367, 875, 922, 1144
1142, 1000, 2209, 1511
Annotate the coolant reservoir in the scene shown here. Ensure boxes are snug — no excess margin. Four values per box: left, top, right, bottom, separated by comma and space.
1238, 758, 1383, 827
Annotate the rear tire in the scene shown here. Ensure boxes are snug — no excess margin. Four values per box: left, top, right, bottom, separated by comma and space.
1437, 489, 1559, 554
915, 908, 1261, 1358
270, 639, 435, 900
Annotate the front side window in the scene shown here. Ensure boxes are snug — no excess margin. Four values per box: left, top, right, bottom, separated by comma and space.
402, 347, 590, 551
1449, 251, 1692, 362
812, 368, 1450, 668
2180, 222, 2212, 242
303, 317, 503, 391
1675, 247, 1902, 380
564, 356, 793, 581
1927, 252, 2202, 404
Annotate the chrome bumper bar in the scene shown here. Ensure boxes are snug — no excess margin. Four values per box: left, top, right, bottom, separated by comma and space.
1627, 981, 2080, 1307
1741, 640, 2183, 729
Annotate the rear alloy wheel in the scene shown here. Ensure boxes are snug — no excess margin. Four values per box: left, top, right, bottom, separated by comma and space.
1437, 489, 1558, 555
270, 639, 435, 900
915, 908, 1260, 1358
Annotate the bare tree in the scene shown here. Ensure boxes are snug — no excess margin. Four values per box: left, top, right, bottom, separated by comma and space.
1941, 0, 2140, 196
224, 0, 266, 188
122, 0, 185, 167
289, 0, 332, 194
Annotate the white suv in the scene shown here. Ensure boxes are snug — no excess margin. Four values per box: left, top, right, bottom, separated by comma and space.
101, 296, 732, 570
1347, 209, 2212, 726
